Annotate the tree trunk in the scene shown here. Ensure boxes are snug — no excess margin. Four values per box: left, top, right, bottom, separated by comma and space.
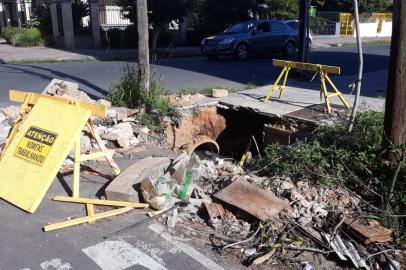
136, 0, 150, 93
383, 0, 406, 162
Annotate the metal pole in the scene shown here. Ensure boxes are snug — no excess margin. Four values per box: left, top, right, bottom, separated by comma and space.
348, 0, 363, 132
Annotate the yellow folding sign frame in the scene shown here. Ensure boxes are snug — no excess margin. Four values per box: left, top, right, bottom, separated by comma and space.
0, 90, 120, 213
264, 59, 350, 113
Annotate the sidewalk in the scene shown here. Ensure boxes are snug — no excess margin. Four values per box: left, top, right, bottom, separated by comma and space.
0, 38, 201, 63
0, 36, 391, 64
313, 36, 391, 48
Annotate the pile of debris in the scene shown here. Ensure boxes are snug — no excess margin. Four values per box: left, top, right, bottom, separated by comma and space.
109, 148, 403, 269
45, 80, 162, 153
0, 80, 403, 269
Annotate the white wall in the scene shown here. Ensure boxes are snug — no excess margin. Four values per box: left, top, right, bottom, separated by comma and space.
377, 21, 392, 37
353, 21, 392, 38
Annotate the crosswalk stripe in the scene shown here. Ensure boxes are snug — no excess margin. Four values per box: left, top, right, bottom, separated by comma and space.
148, 224, 224, 270
82, 240, 167, 270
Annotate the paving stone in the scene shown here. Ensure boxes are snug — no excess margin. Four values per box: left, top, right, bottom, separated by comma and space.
105, 156, 172, 202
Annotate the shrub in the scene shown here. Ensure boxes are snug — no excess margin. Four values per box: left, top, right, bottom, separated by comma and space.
1, 27, 24, 43
255, 111, 406, 235
12, 28, 44, 47
256, 111, 385, 184
107, 65, 176, 132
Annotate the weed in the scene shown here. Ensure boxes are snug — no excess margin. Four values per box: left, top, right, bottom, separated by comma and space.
107, 65, 177, 132
255, 111, 406, 235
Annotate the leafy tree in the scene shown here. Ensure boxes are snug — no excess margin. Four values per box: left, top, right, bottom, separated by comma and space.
316, 0, 392, 13
72, 0, 90, 34
261, 0, 298, 19
118, 0, 189, 50
192, 0, 256, 38
33, 0, 90, 36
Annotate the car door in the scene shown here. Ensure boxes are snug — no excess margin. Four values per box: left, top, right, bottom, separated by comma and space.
248, 22, 271, 53
269, 22, 288, 52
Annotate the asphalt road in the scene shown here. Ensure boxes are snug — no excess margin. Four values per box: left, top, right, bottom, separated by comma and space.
0, 158, 235, 270
0, 45, 389, 107
0, 46, 390, 269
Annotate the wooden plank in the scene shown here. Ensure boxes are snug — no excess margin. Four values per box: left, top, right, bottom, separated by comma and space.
214, 179, 291, 221
44, 206, 133, 232
9, 90, 107, 118
0, 98, 91, 213
86, 203, 95, 224
53, 196, 149, 208
273, 59, 341, 74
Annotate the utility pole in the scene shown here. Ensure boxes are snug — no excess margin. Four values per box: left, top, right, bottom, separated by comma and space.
347, 0, 363, 133
297, 0, 310, 63
136, 0, 150, 93
383, 0, 406, 161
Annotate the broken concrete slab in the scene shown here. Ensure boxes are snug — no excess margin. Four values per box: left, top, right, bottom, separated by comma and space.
169, 94, 218, 109
212, 89, 229, 98
0, 112, 6, 123
0, 121, 11, 145
219, 86, 384, 125
0, 105, 20, 121
214, 179, 291, 221
97, 99, 112, 108
100, 122, 135, 148
43, 79, 92, 103
167, 152, 190, 185
124, 146, 178, 161
105, 156, 172, 202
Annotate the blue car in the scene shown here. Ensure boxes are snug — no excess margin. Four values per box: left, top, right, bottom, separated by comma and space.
201, 20, 298, 60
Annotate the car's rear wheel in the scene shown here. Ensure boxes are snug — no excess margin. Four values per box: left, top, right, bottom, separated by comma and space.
284, 41, 296, 58
207, 54, 218, 60
235, 43, 248, 60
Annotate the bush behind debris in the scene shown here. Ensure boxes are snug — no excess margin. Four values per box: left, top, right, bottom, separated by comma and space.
107, 65, 176, 133
255, 111, 406, 236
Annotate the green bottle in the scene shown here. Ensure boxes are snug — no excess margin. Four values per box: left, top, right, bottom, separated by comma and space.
178, 169, 193, 201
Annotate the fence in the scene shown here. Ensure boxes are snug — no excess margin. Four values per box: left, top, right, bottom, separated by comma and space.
99, 0, 132, 30
310, 11, 392, 37
310, 11, 340, 36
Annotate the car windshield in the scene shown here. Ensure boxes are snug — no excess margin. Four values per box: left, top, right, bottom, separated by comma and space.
226, 22, 255, 33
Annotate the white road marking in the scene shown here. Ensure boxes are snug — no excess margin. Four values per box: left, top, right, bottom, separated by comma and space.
82, 240, 167, 270
40, 258, 72, 270
148, 224, 224, 270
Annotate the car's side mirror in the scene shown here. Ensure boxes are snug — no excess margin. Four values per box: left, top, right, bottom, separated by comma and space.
251, 30, 257, 36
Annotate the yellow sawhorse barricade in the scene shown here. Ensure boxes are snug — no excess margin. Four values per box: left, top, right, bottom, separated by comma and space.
264, 59, 351, 113
0, 90, 148, 231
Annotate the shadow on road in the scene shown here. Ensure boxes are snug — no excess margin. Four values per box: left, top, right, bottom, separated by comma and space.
2, 64, 108, 99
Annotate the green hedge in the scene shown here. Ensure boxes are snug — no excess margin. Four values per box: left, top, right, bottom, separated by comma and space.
1, 26, 24, 43
1, 27, 44, 47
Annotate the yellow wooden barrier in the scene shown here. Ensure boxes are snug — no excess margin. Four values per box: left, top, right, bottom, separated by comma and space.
0, 91, 120, 213
265, 59, 350, 113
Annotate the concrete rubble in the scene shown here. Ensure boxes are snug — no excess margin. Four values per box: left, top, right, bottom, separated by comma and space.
211, 89, 229, 98
0, 80, 402, 269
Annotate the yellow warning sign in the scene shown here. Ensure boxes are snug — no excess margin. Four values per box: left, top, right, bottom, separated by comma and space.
0, 97, 91, 213
14, 126, 58, 166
